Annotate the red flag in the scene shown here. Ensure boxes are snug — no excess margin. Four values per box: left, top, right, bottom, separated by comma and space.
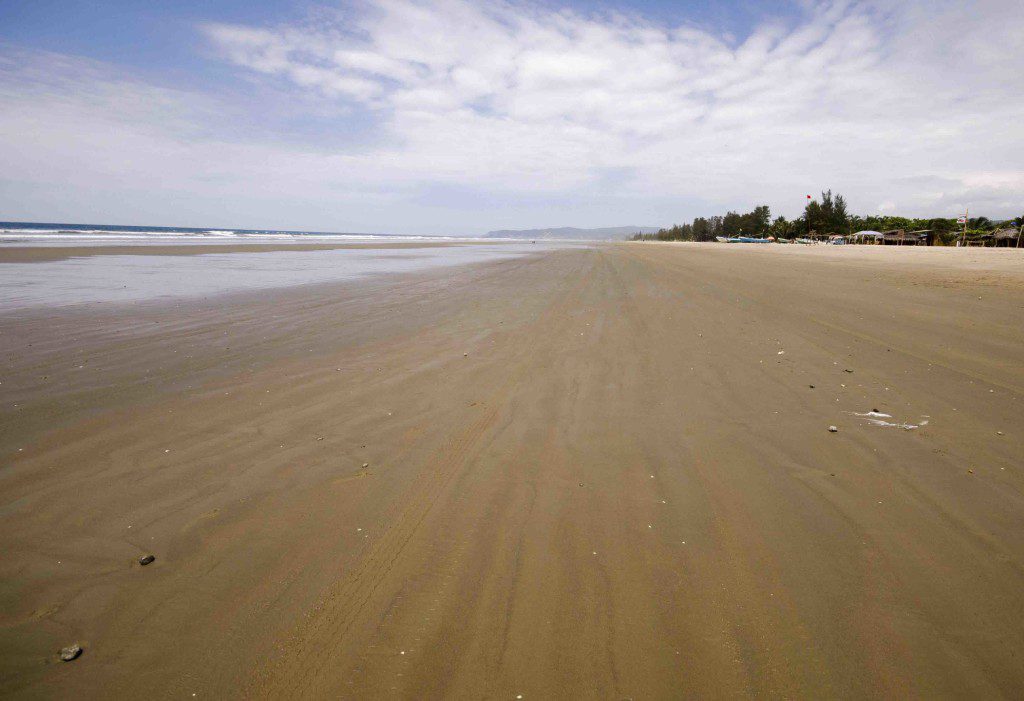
807, 195, 811, 199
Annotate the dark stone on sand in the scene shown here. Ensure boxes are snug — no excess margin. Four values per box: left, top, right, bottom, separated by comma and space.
60, 644, 82, 661
139, 554, 155, 566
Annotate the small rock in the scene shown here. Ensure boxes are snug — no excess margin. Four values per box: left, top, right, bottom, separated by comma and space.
139, 554, 155, 566
968, 469, 974, 474
60, 644, 82, 662
828, 425, 838, 433
844, 369, 853, 373
463, 353, 468, 357
996, 431, 1004, 436
809, 385, 815, 389
578, 482, 584, 487
361, 463, 369, 469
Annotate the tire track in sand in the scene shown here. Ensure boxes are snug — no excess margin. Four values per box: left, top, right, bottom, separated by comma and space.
249, 400, 501, 698
249, 249, 599, 699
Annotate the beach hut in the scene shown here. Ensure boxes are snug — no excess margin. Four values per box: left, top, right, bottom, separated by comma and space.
852, 230, 883, 244
881, 229, 932, 245
962, 233, 993, 246
993, 228, 1022, 247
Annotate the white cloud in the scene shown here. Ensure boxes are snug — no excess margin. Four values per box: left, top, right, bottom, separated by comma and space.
1, 0, 1023, 232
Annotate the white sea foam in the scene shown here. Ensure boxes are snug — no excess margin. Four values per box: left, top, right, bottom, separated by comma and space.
0, 225, 470, 247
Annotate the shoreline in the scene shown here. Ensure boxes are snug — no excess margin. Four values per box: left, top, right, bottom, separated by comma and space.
0, 240, 561, 310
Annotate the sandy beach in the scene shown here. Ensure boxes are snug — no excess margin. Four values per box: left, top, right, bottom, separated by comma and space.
1, 242, 1023, 698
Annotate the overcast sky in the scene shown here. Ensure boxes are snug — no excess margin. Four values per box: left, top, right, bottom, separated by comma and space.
1, 0, 1022, 234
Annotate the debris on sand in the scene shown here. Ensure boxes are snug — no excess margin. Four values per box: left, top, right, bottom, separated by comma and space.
828, 425, 838, 432
139, 554, 155, 566
60, 644, 82, 661
852, 411, 928, 430
362, 463, 369, 469
875, 419, 918, 429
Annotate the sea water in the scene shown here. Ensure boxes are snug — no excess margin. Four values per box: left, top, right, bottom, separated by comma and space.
0, 243, 566, 310
0, 221, 463, 246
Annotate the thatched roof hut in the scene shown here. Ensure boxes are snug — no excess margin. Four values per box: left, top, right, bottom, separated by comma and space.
881, 229, 932, 245
993, 228, 1022, 247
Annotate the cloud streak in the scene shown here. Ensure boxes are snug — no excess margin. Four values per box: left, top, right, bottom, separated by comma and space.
1, 0, 1022, 232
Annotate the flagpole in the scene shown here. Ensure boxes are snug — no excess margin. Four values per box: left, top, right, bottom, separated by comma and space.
806, 194, 811, 239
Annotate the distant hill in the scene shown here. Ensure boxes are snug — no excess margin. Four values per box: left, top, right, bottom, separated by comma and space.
483, 226, 661, 241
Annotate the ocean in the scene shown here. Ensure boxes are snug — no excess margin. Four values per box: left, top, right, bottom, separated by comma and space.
0, 221, 462, 247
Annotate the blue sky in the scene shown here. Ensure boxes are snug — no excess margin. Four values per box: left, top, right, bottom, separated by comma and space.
1, 0, 1022, 234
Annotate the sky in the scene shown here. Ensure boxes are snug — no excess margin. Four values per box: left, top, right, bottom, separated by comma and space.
1, 0, 1022, 235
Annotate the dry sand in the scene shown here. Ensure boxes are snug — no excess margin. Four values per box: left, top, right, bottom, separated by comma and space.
1, 243, 1022, 698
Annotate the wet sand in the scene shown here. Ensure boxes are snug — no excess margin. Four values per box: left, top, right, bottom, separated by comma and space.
1, 243, 1023, 698
0, 241, 471, 264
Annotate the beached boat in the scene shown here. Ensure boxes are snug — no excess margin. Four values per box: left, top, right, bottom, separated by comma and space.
717, 236, 772, 243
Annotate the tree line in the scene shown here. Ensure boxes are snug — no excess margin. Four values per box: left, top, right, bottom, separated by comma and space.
631, 190, 1024, 245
